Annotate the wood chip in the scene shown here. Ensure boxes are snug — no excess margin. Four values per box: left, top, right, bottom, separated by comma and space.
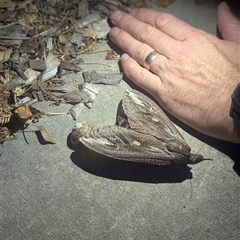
40, 52, 60, 82
0, 25, 32, 47
79, 13, 101, 27
77, 0, 89, 18
36, 91, 44, 101
60, 62, 82, 72
69, 103, 84, 120
82, 70, 123, 85
38, 126, 56, 144
0, 48, 12, 62
62, 89, 93, 104
70, 32, 84, 46
29, 59, 47, 71
0, 0, 156, 144
24, 68, 41, 85
0, 0, 17, 9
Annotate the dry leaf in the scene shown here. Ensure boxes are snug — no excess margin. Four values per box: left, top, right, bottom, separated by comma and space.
156, 0, 175, 7
105, 49, 120, 60
18, 13, 38, 26
0, 126, 12, 143
0, 114, 12, 126
15, 105, 32, 120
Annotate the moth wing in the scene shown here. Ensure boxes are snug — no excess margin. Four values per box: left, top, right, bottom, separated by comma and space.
79, 125, 190, 165
122, 89, 187, 145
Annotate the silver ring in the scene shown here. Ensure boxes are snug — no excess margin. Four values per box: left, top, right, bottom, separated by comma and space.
143, 51, 160, 70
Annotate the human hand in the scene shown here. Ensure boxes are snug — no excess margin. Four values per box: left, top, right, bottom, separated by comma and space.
108, 3, 240, 143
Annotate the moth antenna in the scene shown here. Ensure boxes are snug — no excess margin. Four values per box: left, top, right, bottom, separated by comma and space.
203, 158, 213, 161
190, 146, 213, 164
22, 128, 29, 145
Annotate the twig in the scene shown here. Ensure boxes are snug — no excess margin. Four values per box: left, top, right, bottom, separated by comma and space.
30, 106, 65, 116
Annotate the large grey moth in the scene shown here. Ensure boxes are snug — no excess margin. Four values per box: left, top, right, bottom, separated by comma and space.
71, 89, 207, 165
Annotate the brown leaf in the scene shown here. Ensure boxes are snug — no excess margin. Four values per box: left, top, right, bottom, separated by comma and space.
156, 0, 175, 8
15, 105, 32, 120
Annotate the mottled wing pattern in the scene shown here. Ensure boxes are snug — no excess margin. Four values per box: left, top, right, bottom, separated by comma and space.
80, 125, 188, 165
72, 89, 205, 165
122, 89, 187, 145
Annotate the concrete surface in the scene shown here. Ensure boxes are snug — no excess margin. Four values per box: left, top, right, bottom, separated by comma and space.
1, 0, 239, 239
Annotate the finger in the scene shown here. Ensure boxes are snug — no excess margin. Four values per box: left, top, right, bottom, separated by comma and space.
109, 27, 168, 73
130, 8, 200, 41
120, 53, 162, 100
217, 2, 240, 43
110, 10, 176, 57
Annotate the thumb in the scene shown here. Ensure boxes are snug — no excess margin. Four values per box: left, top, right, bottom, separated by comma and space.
217, 2, 240, 43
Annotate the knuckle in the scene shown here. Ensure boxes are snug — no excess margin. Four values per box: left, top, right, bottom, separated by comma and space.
138, 25, 155, 42
195, 30, 206, 40
155, 12, 174, 30
188, 28, 210, 41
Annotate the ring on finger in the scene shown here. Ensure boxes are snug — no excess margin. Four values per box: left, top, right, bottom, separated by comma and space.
143, 51, 161, 70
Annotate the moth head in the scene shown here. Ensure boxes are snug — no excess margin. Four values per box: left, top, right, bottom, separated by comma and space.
166, 140, 191, 156
188, 154, 212, 164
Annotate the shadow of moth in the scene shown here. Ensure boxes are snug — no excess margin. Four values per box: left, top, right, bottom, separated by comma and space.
71, 89, 207, 165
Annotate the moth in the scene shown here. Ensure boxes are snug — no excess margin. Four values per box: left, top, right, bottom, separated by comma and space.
71, 89, 207, 165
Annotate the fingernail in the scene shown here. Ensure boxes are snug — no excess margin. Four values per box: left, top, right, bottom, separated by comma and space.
121, 53, 130, 62
221, 2, 231, 12
109, 27, 120, 37
110, 11, 123, 23
130, 8, 138, 16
